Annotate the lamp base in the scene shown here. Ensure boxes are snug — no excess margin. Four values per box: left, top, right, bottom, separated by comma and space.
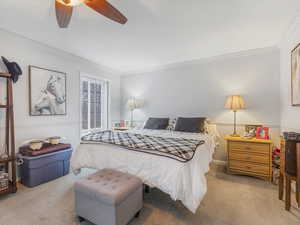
230, 134, 240, 137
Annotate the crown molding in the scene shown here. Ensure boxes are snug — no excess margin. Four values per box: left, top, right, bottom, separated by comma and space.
0, 27, 123, 77
0, 28, 281, 77
121, 46, 279, 77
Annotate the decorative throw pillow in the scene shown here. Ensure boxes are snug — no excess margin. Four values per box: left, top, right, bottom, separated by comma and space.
174, 117, 206, 133
204, 119, 210, 133
167, 118, 177, 130
144, 118, 169, 130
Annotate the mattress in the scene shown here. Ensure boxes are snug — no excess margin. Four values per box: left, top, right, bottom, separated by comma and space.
71, 128, 218, 213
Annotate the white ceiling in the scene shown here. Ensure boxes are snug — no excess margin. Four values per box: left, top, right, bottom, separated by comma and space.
0, 0, 300, 73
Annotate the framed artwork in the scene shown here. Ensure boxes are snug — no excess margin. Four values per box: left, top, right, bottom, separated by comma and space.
125, 120, 131, 127
120, 120, 125, 127
29, 66, 66, 116
256, 126, 269, 140
244, 124, 262, 138
113, 122, 121, 128
291, 43, 300, 106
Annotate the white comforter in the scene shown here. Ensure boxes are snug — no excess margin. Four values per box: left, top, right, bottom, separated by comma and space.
71, 129, 217, 213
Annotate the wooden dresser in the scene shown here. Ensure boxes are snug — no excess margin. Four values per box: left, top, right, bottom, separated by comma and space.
112, 127, 131, 131
225, 135, 273, 181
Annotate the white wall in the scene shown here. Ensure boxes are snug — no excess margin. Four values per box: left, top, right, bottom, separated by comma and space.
121, 47, 281, 161
0, 29, 121, 151
280, 15, 300, 133
0, 28, 283, 162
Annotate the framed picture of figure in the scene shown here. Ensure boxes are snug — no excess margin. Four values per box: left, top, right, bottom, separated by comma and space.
256, 126, 269, 140
29, 66, 66, 116
244, 124, 262, 138
291, 43, 300, 106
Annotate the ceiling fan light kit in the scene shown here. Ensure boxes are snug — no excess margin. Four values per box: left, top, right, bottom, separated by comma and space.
57, 0, 85, 6
55, 0, 127, 28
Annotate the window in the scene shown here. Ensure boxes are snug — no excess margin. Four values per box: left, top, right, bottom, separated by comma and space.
80, 76, 109, 135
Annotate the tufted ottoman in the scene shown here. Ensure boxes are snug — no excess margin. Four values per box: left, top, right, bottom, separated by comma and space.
74, 169, 143, 225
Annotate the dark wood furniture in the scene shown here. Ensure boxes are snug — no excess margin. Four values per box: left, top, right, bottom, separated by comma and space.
225, 135, 273, 182
279, 137, 286, 202
0, 73, 17, 196
279, 137, 300, 210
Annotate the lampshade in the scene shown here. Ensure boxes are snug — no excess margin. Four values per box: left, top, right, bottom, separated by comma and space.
127, 98, 143, 111
225, 95, 245, 111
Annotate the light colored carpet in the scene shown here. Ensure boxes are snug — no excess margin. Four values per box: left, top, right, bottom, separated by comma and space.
0, 164, 299, 225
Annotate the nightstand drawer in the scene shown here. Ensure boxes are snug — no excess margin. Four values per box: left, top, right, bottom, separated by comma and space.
229, 142, 269, 154
229, 151, 269, 164
229, 160, 269, 175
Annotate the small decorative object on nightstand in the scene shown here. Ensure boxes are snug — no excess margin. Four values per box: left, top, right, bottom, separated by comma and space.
225, 135, 273, 181
256, 126, 269, 139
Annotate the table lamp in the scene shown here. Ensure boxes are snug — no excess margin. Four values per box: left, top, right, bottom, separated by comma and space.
127, 98, 143, 127
225, 95, 245, 137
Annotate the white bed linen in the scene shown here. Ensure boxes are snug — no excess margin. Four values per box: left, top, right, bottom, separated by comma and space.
71, 129, 216, 213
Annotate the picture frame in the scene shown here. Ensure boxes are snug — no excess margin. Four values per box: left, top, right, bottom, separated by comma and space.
244, 124, 262, 138
113, 122, 121, 128
125, 120, 131, 127
256, 126, 269, 140
29, 66, 66, 116
291, 43, 300, 106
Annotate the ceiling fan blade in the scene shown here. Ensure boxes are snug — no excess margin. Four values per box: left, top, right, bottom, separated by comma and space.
84, 0, 127, 24
55, 0, 73, 28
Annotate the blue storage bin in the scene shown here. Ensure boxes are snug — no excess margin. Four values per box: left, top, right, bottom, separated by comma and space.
19, 148, 72, 187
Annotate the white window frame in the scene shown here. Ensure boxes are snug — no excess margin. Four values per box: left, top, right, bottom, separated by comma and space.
80, 74, 110, 136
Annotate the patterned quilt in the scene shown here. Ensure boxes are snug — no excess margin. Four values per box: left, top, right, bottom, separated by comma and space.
81, 130, 205, 162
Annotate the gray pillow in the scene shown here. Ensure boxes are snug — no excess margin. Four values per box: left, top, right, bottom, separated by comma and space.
174, 117, 206, 133
144, 118, 169, 130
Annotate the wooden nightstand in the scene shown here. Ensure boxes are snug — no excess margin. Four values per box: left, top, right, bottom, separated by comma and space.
225, 135, 273, 182
112, 127, 131, 131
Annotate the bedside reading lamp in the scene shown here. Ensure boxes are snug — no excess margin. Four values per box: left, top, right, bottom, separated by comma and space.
225, 95, 245, 137
127, 98, 143, 127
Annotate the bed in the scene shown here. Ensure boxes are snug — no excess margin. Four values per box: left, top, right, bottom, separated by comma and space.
71, 127, 218, 213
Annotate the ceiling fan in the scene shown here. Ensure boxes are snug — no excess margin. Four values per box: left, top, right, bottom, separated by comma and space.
55, 0, 127, 28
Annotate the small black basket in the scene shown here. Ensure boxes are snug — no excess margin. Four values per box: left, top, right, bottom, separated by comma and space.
283, 132, 300, 141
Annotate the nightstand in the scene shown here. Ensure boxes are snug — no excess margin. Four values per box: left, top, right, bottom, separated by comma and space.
225, 135, 273, 182
112, 127, 130, 131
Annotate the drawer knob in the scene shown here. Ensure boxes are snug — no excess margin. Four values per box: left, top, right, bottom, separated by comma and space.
245, 147, 251, 150
246, 156, 251, 160
246, 166, 251, 169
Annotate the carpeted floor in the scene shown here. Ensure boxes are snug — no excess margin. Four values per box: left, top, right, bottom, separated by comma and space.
0, 164, 299, 225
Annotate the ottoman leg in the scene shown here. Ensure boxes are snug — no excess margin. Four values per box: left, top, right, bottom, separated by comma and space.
279, 173, 284, 200
78, 216, 85, 223
144, 184, 151, 193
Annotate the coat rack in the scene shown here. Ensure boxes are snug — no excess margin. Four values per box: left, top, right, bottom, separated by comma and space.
0, 72, 17, 196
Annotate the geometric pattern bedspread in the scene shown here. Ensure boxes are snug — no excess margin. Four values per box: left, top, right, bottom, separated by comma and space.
81, 130, 205, 163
